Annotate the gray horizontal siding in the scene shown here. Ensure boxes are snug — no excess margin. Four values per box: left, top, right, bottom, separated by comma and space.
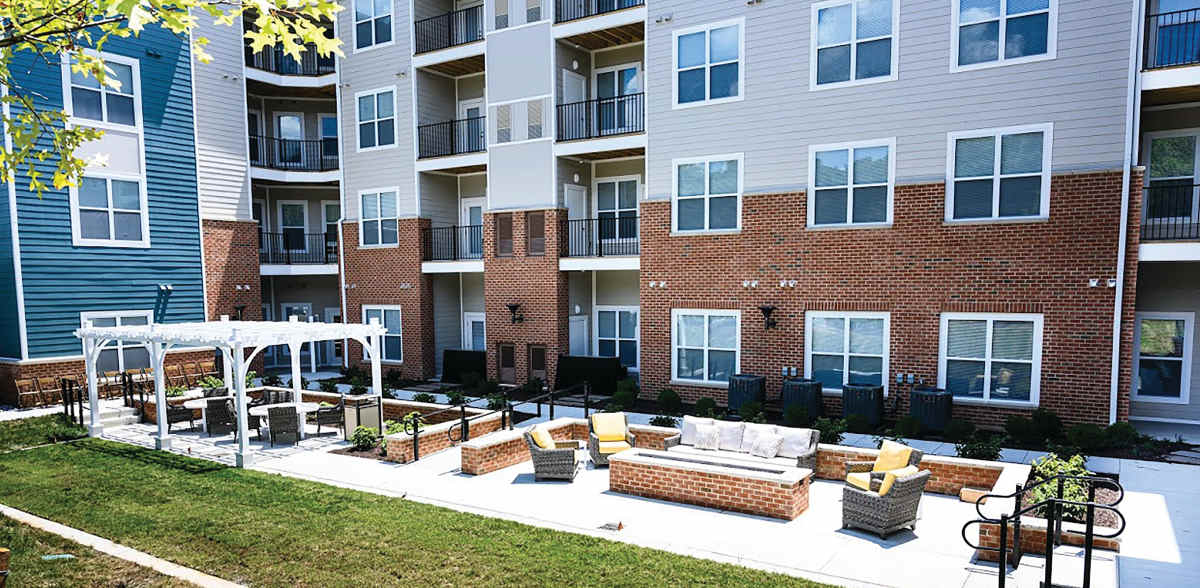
432, 273, 461, 376
1132, 262, 1200, 422
193, 15, 251, 221
420, 172, 459, 226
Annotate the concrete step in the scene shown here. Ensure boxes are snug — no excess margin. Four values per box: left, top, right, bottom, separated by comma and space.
1011, 545, 1119, 588
99, 414, 140, 427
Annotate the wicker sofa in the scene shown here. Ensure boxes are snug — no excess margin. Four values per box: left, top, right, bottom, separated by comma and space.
663, 416, 820, 471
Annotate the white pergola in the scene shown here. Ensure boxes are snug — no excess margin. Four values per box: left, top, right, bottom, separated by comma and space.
74, 316, 388, 467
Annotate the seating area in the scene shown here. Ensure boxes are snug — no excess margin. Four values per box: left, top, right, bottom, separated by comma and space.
12, 360, 221, 408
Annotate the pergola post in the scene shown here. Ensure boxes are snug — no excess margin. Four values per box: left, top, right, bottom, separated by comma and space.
289, 340, 303, 408
82, 328, 102, 437
308, 315, 317, 374
369, 318, 384, 431
151, 340, 171, 450
220, 316, 233, 387
232, 339, 251, 468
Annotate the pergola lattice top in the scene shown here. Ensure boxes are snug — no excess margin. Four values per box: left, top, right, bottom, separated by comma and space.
75, 320, 386, 349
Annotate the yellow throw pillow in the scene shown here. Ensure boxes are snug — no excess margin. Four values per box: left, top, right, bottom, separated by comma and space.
846, 472, 872, 491
591, 412, 627, 442
877, 465, 919, 496
873, 440, 914, 473
530, 425, 555, 449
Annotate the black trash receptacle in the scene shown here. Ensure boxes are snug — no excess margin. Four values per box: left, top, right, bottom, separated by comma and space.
842, 383, 884, 427
909, 387, 952, 433
780, 378, 823, 421
727, 374, 765, 415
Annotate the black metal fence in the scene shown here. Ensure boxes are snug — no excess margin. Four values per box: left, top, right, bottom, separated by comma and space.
244, 42, 335, 76
417, 117, 487, 158
414, 5, 485, 54
561, 217, 639, 257
249, 135, 339, 171
555, 0, 644, 23
556, 93, 644, 141
422, 225, 484, 261
1142, 184, 1199, 241
1146, 8, 1200, 69
260, 232, 338, 264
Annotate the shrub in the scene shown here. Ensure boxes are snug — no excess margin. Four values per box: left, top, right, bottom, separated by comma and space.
411, 392, 436, 404
350, 426, 378, 451
244, 371, 257, 387
1104, 422, 1141, 449
348, 374, 367, 388
164, 385, 186, 398
942, 419, 976, 443
383, 419, 405, 436
318, 379, 339, 394
813, 417, 846, 445
461, 372, 482, 392
1029, 453, 1092, 520
1004, 415, 1040, 447
611, 379, 638, 411
1030, 408, 1064, 442
341, 365, 366, 383
956, 433, 1004, 461
445, 389, 466, 405
738, 401, 765, 423
1065, 423, 1107, 455
891, 415, 923, 439
477, 379, 501, 399
649, 415, 679, 428
261, 373, 284, 388
693, 397, 719, 418
783, 404, 810, 428
384, 369, 411, 390
198, 375, 224, 390
349, 384, 368, 396
844, 413, 873, 434
486, 393, 507, 411
521, 378, 544, 397
656, 388, 682, 416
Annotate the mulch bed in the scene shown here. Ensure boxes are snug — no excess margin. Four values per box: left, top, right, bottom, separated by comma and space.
1020, 475, 1121, 529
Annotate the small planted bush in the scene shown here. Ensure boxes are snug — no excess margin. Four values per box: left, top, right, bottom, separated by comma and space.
350, 426, 378, 451
486, 393, 507, 411
611, 379, 638, 411
1029, 453, 1092, 520
738, 401, 765, 424
261, 374, 284, 388
844, 413, 873, 434
1104, 422, 1141, 449
955, 433, 1004, 461
411, 392, 436, 404
693, 397, 719, 418
649, 415, 679, 428
656, 388, 682, 416
1066, 423, 1108, 455
198, 375, 224, 390
1004, 415, 1040, 447
164, 385, 186, 398
445, 389, 466, 406
783, 404, 810, 428
318, 379, 339, 394
942, 419, 976, 443
1031, 408, 1063, 442
349, 384, 368, 396
891, 415, 923, 439
813, 417, 847, 445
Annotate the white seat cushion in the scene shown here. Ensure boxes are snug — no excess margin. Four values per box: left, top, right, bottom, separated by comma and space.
680, 415, 714, 446
693, 424, 720, 450
739, 423, 779, 453
667, 445, 798, 470
777, 426, 817, 459
715, 421, 744, 451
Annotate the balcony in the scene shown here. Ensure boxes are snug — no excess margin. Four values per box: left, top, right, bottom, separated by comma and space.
260, 232, 338, 266
555, 0, 644, 24
561, 217, 638, 257
244, 43, 336, 76
422, 225, 484, 261
249, 136, 339, 172
1142, 184, 1200, 241
556, 93, 644, 142
1145, 9, 1200, 70
417, 117, 487, 159
415, 6, 484, 54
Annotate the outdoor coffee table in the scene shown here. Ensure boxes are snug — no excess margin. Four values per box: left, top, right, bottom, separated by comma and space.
249, 402, 321, 439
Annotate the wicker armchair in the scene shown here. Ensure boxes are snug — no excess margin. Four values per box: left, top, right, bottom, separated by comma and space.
523, 431, 579, 481
205, 398, 235, 437
165, 403, 195, 432
845, 447, 924, 493
588, 412, 636, 467
315, 399, 344, 436
267, 406, 300, 446
842, 469, 931, 538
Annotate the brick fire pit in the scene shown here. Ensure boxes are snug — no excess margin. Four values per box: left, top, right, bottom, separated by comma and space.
608, 449, 812, 520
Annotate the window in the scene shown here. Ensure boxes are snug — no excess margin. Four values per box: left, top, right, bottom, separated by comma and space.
526, 0, 542, 23
354, 0, 393, 50
1134, 312, 1194, 404
527, 100, 543, 140
529, 345, 547, 382
499, 344, 515, 383
597, 306, 639, 370
597, 177, 639, 241
362, 305, 402, 363
953, 0, 1056, 71
65, 54, 139, 127
947, 124, 1051, 221
673, 18, 743, 107
673, 154, 742, 232
805, 311, 889, 394
496, 213, 513, 256
496, 104, 512, 144
811, 0, 897, 89
80, 311, 152, 372
808, 139, 894, 227
495, 0, 509, 30
526, 211, 545, 255
72, 176, 148, 247
356, 88, 395, 150
359, 189, 398, 246
672, 309, 739, 385
938, 313, 1043, 405
1143, 131, 1200, 230
320, 115, 338, 158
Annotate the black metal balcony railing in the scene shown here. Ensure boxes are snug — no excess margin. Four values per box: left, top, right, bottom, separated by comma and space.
417, 117, 487, 158
414, 5, 485, 54
244, 43, 336, 76
260, 232, 338, 264
249, 135, 339, 172
561, 217, 639, 257
1145, 9, 1200, 69
422, 225, 484, 261
556, 93, 644, 142
1142, 184, 1200, 241
555, 0, 644, 24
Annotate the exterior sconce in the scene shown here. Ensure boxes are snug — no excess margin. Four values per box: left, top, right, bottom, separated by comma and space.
507, 303, 525, 324
759, 305, 778, 330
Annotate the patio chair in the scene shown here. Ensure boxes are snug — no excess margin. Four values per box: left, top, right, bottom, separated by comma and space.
267, 406, 300, 446
205, 398, 235, 437
314, 398, 344, 436
845, 440, 924, 493
524, 426, 579, 481
842, 467, 931, 539
588, 412, 636, 467
165, 402, 196, 433
203, 386, 227, 398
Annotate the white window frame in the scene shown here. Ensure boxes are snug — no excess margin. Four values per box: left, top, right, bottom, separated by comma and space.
321, 200, 341, 237
671, 17, 745, 109
670, 308, 741, 387
804, 311, 891, 396
462, 311, 486, 351
276, 200, 309, 253
807, 137, 896, 228
319, 114, 339, 159
79, 310, 154, 372
1133, 311, 1194, 405
358, 187, 400, 248
945, 123, 1053, 223
950, 0, 1058, 73
69, 174, 151, 248
937, 312, 1044, 407
61, 50, 142, 133
354, 86, 397, 153
353, 0, 394, 53
671, 153, 743, 234
362, 305, 403, 364
809, 0, 900, 91
594, 305, 640, 371
1142, 128, 1200, 225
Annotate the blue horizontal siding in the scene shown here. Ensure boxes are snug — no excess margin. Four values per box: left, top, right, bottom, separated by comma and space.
11, 26, 205, 359
0, 118, 18, 358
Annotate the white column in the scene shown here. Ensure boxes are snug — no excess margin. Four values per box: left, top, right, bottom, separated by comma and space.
220, 315, 233, 387
308, 316, 317, 374
233, 341, 251, 467
369, 319, 384, 431
152, 341, 171, 450
289, 340, 303, 408
83, 331, 102, 437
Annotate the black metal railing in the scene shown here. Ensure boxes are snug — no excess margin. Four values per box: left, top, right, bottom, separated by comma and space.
248, 135, 339, 171
561, 217, 639, 256
421, 225, 484, 261
259, 232, 338, 264
414, 5, 485, 54
244, 42, 336, 76
556, 93, 644, 141
417, 117, 487, 158
1142, 184, 1199, 241
962, 474, 1125, 588
555, 0, 644, 23
1146, 9, 1200, 69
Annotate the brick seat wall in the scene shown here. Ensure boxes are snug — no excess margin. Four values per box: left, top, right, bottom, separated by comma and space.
459, 419, 678, 476
609, 455, 810, 520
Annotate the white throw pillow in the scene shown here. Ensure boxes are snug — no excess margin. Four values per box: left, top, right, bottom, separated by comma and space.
716, 421, 745, 451
777, 427, 816, 459
693, 424, 720, 451
740, 423, 779, 453
751, 432, 785, 459
680, 415, 714, 446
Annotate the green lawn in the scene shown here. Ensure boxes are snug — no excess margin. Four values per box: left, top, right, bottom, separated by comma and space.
0, 515, 181, 587
0, 414, 86, 452
0, 439, 830, 587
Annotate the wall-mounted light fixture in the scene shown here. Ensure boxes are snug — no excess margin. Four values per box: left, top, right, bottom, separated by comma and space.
506, 303, 525, 324
759, 305, 778, 330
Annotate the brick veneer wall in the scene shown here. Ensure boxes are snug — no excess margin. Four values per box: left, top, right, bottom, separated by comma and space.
638, 169, 1143, 427
813, 444, 1004, 496
458, 419, 674, 475
609, 457, 810, 520
384, 411, 503, 464
201, 219, 263, 322
0, 350, 216, 408
976, 520, 1121, 562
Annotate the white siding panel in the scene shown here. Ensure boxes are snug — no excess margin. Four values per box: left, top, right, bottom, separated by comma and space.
193, 14, 251, 220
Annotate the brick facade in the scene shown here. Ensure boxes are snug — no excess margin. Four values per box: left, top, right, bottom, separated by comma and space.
638, 169, 1143, 427
201, 219, 263, 322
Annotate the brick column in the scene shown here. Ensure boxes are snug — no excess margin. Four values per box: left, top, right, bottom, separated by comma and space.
201, 219, 262, 321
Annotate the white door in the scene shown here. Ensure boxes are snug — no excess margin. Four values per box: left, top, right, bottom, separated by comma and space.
594, 63, 640, 135
458, 99, 484, 152
562, 70, 587, 140
460, 197, 484, 258
279, 303, 312, 362
324, 307, 343, 365
462, 312, 486, 351
564, 184, 589, 256
569, 315, 589, 356
275, 112, 304, 166
277, 201, 308, 254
